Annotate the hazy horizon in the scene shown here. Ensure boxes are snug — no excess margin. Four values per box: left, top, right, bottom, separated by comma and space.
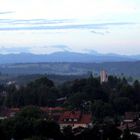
0, 0, 140, 55
0, 50, 140, 56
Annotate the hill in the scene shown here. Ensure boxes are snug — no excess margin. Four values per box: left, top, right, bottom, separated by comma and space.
0, 61, 140, 78
0, 51, 139, 64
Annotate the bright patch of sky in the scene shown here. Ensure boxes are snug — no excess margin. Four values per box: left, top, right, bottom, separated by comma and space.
0, 0, 140, 54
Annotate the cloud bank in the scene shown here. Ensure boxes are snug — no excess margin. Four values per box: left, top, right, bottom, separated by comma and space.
0, 18, 136, 31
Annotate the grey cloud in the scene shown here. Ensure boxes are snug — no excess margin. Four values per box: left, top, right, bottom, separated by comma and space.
84, 49, 99, 54
91, 30, 111, 35
52, 45, 71, 51
91, 31, 105, 35
0, 19, 74, 25
40, 45, 71, 51
0, 11, 15, 15
0, 18, 136, 31
0, 47, 31, 53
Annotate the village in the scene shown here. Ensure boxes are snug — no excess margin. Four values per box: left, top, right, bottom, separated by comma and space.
0, 70, 140, 139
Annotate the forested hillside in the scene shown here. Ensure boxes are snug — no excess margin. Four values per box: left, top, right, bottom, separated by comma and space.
0, 61, 140, 78
0, 76, 140, 117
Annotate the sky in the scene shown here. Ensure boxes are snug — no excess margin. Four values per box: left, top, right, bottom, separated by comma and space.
0, 0, 140, 55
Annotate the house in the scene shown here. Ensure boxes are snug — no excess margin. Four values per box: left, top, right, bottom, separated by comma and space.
124, 112, 139, 123
0, 108, 20, 119
118, 112, 140, 132
6, 81, 16, 85
40, 107, 65, 112
59, 111, 92, 129
40, 107, 65, 121
9, 108, 20, 117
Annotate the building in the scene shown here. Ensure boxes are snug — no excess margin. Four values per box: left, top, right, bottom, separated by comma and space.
118, 112, 140, 131
0, 108, 20, 119
124, 112, 139, 123
40, 107, 65, 113
100, 70, 108, 83
40, 107, 65, 121
59, 111, 92, 129
6, 81, 16, 85
117, 112, 140, 139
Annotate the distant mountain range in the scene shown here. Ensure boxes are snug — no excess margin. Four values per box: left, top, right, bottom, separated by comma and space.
0, 51, 140, 64
0, 51, 139, 78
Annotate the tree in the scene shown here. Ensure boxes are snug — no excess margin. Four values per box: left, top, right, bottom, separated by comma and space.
63, 126, 74, 140
15, 106, 44, 120
92, 100, 113, 121
28, 77, 54, 88
122, 126, 138, 140
34, 120, 62, 140
113, 97, 133, 115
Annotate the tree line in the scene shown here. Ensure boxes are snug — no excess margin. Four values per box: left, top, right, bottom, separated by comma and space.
0, 106, 137, 140
0, 76, 140, 119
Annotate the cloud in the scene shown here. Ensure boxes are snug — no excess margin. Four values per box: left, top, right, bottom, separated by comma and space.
33, 45, 71, 53
91, 31, 105, 35
84, 49, 99, 54
0, 46, 31, 54
91, 30, 111, 35
30, 45, 70, 54
0, 19, 74, 24
0, 11, 15, 15
0, 18, 136, 31
51, 45, 70, 51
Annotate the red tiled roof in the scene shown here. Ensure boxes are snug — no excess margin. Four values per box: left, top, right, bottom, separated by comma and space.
0, 108, 20, 117
80, 114, 92, 124
61, 111, 81, 119
59, 111, 92, 124
40, 107, 65, 112
10, 108, 20, 112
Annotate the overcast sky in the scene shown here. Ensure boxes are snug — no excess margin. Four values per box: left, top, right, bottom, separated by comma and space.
0, 0, 140, 55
